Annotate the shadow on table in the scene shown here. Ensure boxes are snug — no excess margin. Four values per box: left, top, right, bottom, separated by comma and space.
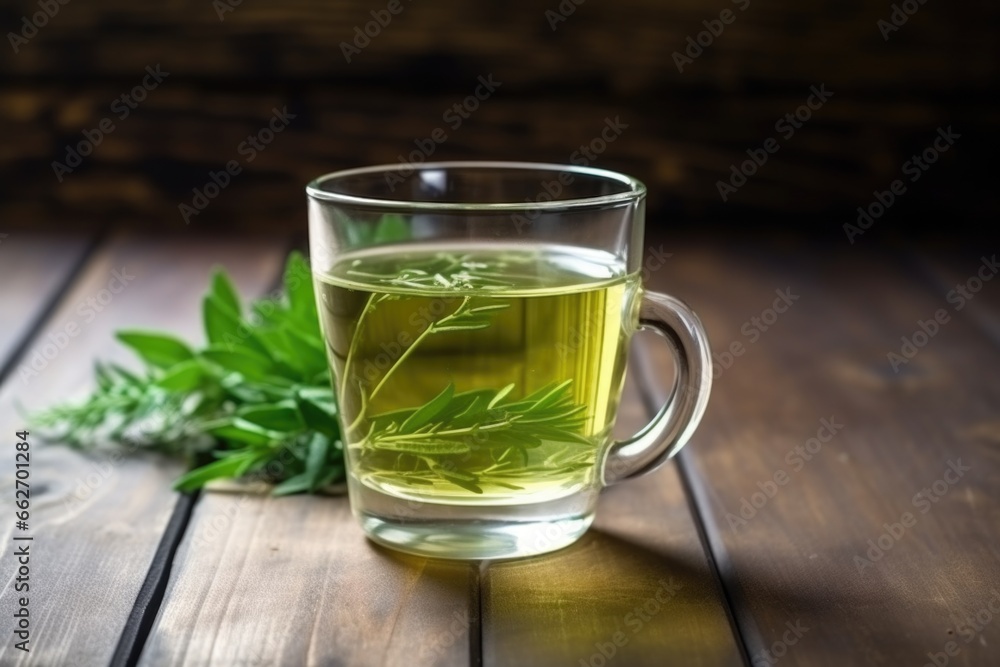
369, 526, 747, 665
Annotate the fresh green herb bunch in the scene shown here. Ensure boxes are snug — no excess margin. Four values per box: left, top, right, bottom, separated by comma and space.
33, 252, 346, 495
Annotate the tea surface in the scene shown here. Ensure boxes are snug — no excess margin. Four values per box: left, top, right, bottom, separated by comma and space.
316, 244, 638, 504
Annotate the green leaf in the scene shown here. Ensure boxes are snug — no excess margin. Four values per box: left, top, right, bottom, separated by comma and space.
535, 380, 574, 407
528, 424, 592, 445
374, 440, 471, 455
480, 430, 543, 448
493, 481, 525, 490
201, 347, 275, 381
203, 294, 237, 347
451, 396, 486, 426
235, 450, 271, 477
315, 465, 344, 489
204, 295, 273, 360
373, 214, 409, 244
155, 360, 206, 392
95, 362, 114, 391
108, 363, 142, 385
117, 331, 195, 369
431, 465, 482, 493
173, 453, 257, 492
304, 433, 329, 491
297, 393, 340, 438
220, 375, 270, 403
284, 252, 315, 319
272, 472, 313, 496
251, 299, 284, 327
284, 327, 328, 374
210, 270, 242, 316
401, 383, 454, 432
207, 418, 283, 446
488, 383, 515, 409
237, 403, 303, 432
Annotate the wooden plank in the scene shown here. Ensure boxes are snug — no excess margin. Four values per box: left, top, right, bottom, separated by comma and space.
138, 493, 476, 665
0, 231, 97, 376
907, 246, 1000, 348
0, 231, 289, 665
642, 240, 1000, 665
481, 366, 744, 667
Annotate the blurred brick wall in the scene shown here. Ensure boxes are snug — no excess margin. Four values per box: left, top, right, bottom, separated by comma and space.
0, 0, 996, 234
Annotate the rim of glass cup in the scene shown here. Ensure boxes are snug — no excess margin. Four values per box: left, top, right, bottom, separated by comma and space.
305, 160, 646, 212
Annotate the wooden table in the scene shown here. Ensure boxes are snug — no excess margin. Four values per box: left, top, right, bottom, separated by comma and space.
1, 229, 998, 666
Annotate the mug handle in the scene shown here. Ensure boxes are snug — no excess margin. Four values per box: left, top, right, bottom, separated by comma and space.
602, 290, 713, 485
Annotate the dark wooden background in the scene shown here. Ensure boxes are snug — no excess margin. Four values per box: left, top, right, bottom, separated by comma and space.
1, 0, 997, 235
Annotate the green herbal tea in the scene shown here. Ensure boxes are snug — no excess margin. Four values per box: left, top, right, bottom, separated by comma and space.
315, 244, 638, 505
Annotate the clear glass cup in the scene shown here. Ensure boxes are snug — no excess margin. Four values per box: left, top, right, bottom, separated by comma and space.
307, 161, 712, 560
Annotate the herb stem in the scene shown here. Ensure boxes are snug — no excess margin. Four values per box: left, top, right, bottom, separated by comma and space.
339, 292, 377, 402
370, 418, 516, 444
346, 296, 474, 434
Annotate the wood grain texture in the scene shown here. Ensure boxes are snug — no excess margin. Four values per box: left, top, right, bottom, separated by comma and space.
139, 492, 476, 666
481, 368, 744, 667
640, 239, 1000, 665
0, 231, 289, 665
907, 246, 1000, 349
0, 231, 96, 374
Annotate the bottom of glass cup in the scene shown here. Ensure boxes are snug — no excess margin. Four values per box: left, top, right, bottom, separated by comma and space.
360, 513, 595, 561
350, 477, 599, 560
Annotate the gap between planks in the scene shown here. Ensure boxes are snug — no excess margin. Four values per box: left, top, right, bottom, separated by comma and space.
0, 229, 107, 385
112, 233, 302, 667
633, 342, 753, 667
642, 239, 1000, 665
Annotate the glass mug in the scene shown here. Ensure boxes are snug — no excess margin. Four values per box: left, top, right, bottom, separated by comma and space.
307, 162, 712, 560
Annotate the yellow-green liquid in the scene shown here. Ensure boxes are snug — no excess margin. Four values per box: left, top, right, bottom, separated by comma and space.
316, 244, 638, 505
